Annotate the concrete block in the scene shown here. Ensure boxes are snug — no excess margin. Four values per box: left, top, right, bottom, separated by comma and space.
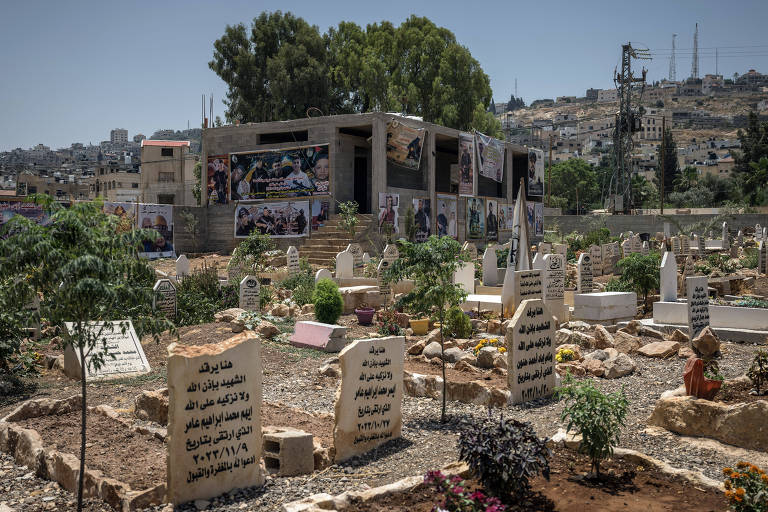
290, 321, 348, 352
572, 292, 636, 323
263, 428, 315, 476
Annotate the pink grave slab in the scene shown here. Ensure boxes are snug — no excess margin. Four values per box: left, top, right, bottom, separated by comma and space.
290, 321, 348, 352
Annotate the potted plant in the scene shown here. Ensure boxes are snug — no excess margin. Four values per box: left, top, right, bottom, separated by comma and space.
354, 302, 376, 325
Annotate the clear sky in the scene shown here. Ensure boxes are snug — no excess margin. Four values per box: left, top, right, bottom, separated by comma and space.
1, 0, 767, 151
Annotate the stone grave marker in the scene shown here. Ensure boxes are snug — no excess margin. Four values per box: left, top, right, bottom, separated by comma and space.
167, 332, 264, 505
287, 246, 300, 275
239, 275, 260, 311
632, 235, 642, 254
590, 245, 602, 277
228, 248, 243, 284
663, 222, 671, 239
641, 240, 649, 255
680, 235, 690, 257
759, 241, 767, 275
670, 236, 681, 257
576, 253, 593, 293
621, 239, 631, 258
737, 230, 744, 246
538, 242, 552, 255
660, 251, 677, 302
722, 222, 730, 250
553, 243, 567, 256
315, 268, 333, 283
680, 255, 695, 295
336, 249, 354, 279
334, 336, 404, 462
346, 243, 363, 275
543, 253, 565, 321
601, 243, 613, 275
176, 255, 190, 278
686, 276, 710, 340
512, 269, 542, 311
290, 321, 348, 352
756, 224, 762, 241
454, 262, 475, 294
362, 252, 371, 266
377, 259, 392, 303
531, 252, 545, 271
63, 320, 150, 380
462, 241, 478, 261
696, 234, 705, 257
482, 246, 499, 286
763, 227, 767, 240
506, 299, 555, 404
382, 244, 399, 264
153, 279, 177, 318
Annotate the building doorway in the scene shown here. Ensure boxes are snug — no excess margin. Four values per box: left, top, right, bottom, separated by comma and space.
354, 155, 368, 213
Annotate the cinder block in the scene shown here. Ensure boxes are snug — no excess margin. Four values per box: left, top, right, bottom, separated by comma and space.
263, 428, 314, 476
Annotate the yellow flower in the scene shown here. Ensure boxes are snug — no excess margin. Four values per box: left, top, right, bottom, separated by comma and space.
723, 467, 733, 475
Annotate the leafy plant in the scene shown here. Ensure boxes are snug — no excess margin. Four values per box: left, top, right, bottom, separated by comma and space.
740, 248, 759, 270
747, 350, 768, 395
615, 252, 661, 310
376, 308, 403, 336
556, 374, 628, 477
708, 253, 737, 274
312, 278, 343, 324
279, 259, 315, 306
733, 298, 768, 309
176, 264, 239, 326
445, 307, 472, 339
495, 248, 509, 268
259, 284, 274, 309
0, 278, 37, 378
457, 415, 550, 504
603, 277, 633, 292
338, 200, 359, 237
179, 208, 200, 252
723, 462, 768, 512
423, 470, 506, 512
229, 230, 275, 281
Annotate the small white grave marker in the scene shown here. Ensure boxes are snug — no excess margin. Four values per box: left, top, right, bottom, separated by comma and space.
239, 275, 260, 311
175, 255, 190, 278
63, 320, 150, 380
660, 251, 677, 302
576, 253, 593, 293
336, 250, 354, 279
482, 247, 499, 286
287, 246, 300, 275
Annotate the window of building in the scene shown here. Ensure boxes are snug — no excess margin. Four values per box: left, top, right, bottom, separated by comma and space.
132, 183, 139, 188
161, 148, 174, 157
158, 194, 175, 205
159, 172, 175, 183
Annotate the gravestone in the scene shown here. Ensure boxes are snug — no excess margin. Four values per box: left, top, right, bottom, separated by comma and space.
737, 230, 744, 246
506, 299, 555, 404
531, 252, 545, 271
454, 262, 475, 294
641, 241, 649, 255
153, 279, 177, 318
176, 255, 190, 278
346, 243, 363, 276
763, 227, 767, 240
290, 321, 348, 352
63, 320, 150, 380
576, 253, 593, 294
590, 245, 603, 277
756, 224, 762, 241
543, 253, 565, 321
660, 251, 678, 302
287, 246, 300, 275
315, 268, 333, 283
759, 241, 767, 275
377, 259, 392, 303
167, 332, 264, 505
680, 235, 690, 257
512, 269, 542, 309
482, 246, 499, 286
538, 242, 552, 255
462, 241, 478, 261
696, 234, 705, 257
670, 237, 681, 257
680, 255, 695, 295
239, 275, 260, 311
621, 239, 631, 258
334, 336, 404, 462
382, 244, 399, 264
631, 235, 642, 254
336, 250, 354, 279
663, 222, 671, 239
553, 243, 567, 256
686, 276, 710, 340
722, 222, 730, 250
601, 243, 613, 275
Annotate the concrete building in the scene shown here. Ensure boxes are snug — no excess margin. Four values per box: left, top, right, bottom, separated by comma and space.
597, 89, 618, 103
16, 170, 91, 200
92, 162, 141, 202
140, 140, 197, 205
110, 128, 128, 144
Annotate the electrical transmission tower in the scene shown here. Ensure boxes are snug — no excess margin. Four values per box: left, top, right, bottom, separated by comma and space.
669, 34, 677, 81
610, 43, 650, 214
691, 23, 699, 79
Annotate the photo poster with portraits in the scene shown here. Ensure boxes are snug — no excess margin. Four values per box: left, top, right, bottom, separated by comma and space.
234, 200, 310, 239
0, 201, 52, 236
137, 203, 175, 259
466, 197, 485, 240
458, 132, 475, 197
229, 144, 330, 201
475, 132, 504, 183
526, 202, 535, 238
378, 192, 400, 234
311, 198, 330, 231
386, 121, 424, 170
499, 203, 515, 231
534, 202, 544, 236
413, 198, 431, 242
485, 198, 499, 241
527, 148, 545, 197
103, 201, 138, 233
436, 194, 458, 239
206, 154, 230, 205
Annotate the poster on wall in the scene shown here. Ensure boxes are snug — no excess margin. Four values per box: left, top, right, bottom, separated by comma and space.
475, 132, 504, 183
0, 201, 51, 237
466, 197, 485, 240
386, 121, 424, 170
234, 201, 310, 238
534, 202, 544, 236
526, 202, 535, 237
229, 145, 329, 201
206, 154, 230, 205
103, 202, 138, 232
378, 193, 399, 234
436, 194, 458, 239
458, 132, 475, 196
501, 204, 515, 230
413, 198, 431, 242
527, 148, 545, 197
138, 204, 175, 259
311, 198, 330, 230
485, 199, 499, 241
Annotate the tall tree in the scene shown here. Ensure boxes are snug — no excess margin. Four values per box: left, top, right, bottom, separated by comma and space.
507, 94, 525, 111
654, 127, 679, 194
733, 111, 768, 174
549, 159, 599, 213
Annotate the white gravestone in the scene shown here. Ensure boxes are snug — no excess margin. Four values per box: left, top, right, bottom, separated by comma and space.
686, 276, 710, 340
362, 252, 371, 265
63, 320, 150, 380
660, 251, 678, 302
334, 336, 404, 462
543, 254, 565, 321
346, 243, 363, 275
176, 255, 190, 278
239, 275, 260, 311
722, 222, 730, 250
621, 239, 632, 258
482, 247, 499, 286
377, 259, 392, 303
590, 245, 603, 277
506, 299, 556, 404
576, 253, 593, 294
641, 241, 649, 255
513, 269, 542, 310
287, 246, 300, 275
632, 235, 642, 254
756, 225, 762, 241
315, 268, 333, 283
531, 252, 545, 271
335, 250, 354, 279
737, 230, 744, 246
663, 222, 671, 239
153, 279, 177, 317
167, 333, 264, 505
454, 262, 475, 294
763, 227, 767, 240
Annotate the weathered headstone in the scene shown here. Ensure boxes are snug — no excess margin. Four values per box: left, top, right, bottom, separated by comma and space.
663, 222, 671, 239
167, 332, 264, 505
176, 255, 190, 278
680, 235, 690, 257
63, 320, 150, 380
315, 268, 333, 283
482, 247, 499, 286
506, 299, 555, 404
632, 235, 642, 254
696, 234, 705, 257
553, 243, 567, 256
377, 259, 392, 302
382, 244, 399, 264
641, 240, 650, 255
531, 252, 545, 271
759, 241, 767, 275
543, 254, 565, 321
462, 241, 478, 261
346, 243, 363, 276
737, 230, 744, 246
454, 262, 475, 294
290, 321, 348, 352
621, 239, 632, 259
538, 242, 552, 255
722, 222, 730, 250
670, 236, 681, 257
660, 251, 678, 302
590, 245, 602, 277
576, 253, 593, 294
239, 275, 260, 311
686, 276, 710, 340
362, 252, 371, 265
513, 269, 542, 310
763, 227, 767, 241
153, 279, 177, 318
601, 243, 613, 275
680, 255, 695, 295
287, 246, 300, 275
336, 250, 354, 279
756, 224, 762, 241
333, 336, 404, 461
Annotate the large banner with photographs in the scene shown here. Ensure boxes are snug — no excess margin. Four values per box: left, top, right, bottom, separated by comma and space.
534, 202, 544, 236
458, 132, 475, 196
485, 198, 499, 241
207, 154, 230, 205
475, 132, 504, 183
234, 201, 310, 238
527, 148, 545, 196
138, 204, 175, 259
103, 201, 138, 232
0, 201, 51, 237
436, 194, 458, 239
378, 193, 399, 234
466, 197, 485, 240
386, 121, 424, 170
413, 198, 431, 242
229, 145, 329, 201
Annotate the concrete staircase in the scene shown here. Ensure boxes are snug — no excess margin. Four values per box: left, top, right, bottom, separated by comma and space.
302, 214, 376, 266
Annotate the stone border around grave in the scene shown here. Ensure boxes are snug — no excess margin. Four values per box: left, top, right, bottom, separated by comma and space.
403, 371, 511, 408
0, 395, 166, 511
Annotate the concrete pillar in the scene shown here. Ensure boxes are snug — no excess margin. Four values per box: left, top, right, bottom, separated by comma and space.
371, 116, 387, 221
426, 130, 436, 236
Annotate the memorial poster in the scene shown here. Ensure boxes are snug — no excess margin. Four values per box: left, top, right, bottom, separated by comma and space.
234, 201, 309, 238
436, 194, 458, 239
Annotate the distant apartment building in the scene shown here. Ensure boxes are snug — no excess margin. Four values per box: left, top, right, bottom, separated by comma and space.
679, 78, 703, 96
16, 170, 91, 200
92, 162, 141, 202
110, 128, 128, 144
597, 89, 618, 103
139, 140, 197, 205
702, 74, 724, 95
585, 88, 599, 101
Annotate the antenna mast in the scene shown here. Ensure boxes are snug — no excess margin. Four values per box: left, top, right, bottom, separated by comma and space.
669, 34, 677, 81
691, 23, 699, 79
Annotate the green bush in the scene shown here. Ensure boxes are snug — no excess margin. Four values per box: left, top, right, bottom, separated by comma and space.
445, 307, 472, 339
228, 231, 275, 281
740, 248, 759, 269
0, 279, 36, 378
747, 350, 768, 395
557, 374, 628, 476
603, 277, 633, 292
708, 253, 737, 274
259, 285, 274, 309
177, 265, 238, 326
312, 278, 343, 324
279, 259, 315, 307
615, 252, 661, 306
723, 462, 768, 512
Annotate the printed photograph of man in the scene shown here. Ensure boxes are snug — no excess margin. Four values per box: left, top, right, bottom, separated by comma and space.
378, 193, 399, 234
413, 198, 431, 242
486, 200, 498, 240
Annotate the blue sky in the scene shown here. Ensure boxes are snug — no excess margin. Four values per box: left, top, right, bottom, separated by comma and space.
1, 0, 767, 151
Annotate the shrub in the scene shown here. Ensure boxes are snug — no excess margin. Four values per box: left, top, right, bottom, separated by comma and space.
708, 253, 737, 274
604, 277, 633, 292
229, 231, 275, 280
177, 265, 239, 326
457, 415, 550, 504
557, 374, 628, 476
0, 279, 36, 378
376, 309, 403, 336
445, 307, 472, 339
615, 252, 660, 307
312, 278, 343, 324
424, 470, 506, 512
259, 285, 274, 310
740, 248, 759, 269
747, 350, 768, 395
338, 200, 359, 237
723, 462, 768, 512
496, 248, 509, 268
279, 259, 315, 307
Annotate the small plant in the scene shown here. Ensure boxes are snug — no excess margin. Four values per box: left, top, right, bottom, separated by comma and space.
740, 248, 759, 270
603, 277, 633, 292
229, 230, 275, 277
615, 252, 661, 310
376, 308, 403, 336
177, 263, 239, 326
363, 257, 380, 278
723, 462, 768, 512
556, 348, 575, 363
312, 278, 343, 324
557, 374, 629, 477
259, 285, 274, 310
423, 470, 506, 512
446, 307, 472, 339
472, 337, 505, 356
495, 248, 509, 268
747, 350, 768, 395
279, 259, 315, 307
338, 200, 359, 237
708, 253, 737, 274
734, 298, 768, 309
457, 415, 550, 504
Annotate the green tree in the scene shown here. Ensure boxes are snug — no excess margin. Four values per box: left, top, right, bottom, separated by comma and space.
742, 157, 768, 206
382, 236, 467, 422
673, 165, 699, 192
549, 159, 599, 213
655, 127, 679, 194
631, 174, 659, 208
615, 252, 661, 310
733, 111, 768, 175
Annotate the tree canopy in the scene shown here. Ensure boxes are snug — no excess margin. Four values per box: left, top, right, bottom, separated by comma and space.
549, 159, 600, 213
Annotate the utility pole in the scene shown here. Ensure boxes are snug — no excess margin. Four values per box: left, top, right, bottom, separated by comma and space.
660, 116, 665, 214
691, 23, 699, 79
548, 134, 553, 207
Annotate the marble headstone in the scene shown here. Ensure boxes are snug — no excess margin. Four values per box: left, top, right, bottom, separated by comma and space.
686, 276, 710, 340
506, 299, 555, 404
590, 245, 603, 277
482, 247, 499, 286
660, 251, 678, 302
336, 250, 354, 279
576, 253, 593, 294
287, 246, 300, 275
377, 259, 392, 302
531, 252, 545, 271
512, 269, 542, 312
176, 255, 190, 278
454, 262, 475, 294
63, 320, 150, 381
239, 275, 260, 311
346, 243, 363, 275
153, 279, 177, 318
315, 268, 333, 283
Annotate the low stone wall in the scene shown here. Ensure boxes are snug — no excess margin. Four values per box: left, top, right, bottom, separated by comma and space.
403, 371, 510, 408
549, 213, 768, 237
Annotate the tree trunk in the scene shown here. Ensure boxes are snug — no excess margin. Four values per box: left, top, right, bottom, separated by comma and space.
439, 317, 446, 423
77, 345, 87, 512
